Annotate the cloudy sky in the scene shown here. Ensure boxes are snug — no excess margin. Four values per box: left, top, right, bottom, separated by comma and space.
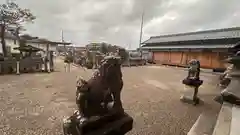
2, 0, 240, 49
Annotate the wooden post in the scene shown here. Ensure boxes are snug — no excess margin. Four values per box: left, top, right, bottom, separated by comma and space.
180, 51, 183, 66
168, 49, 171, 64
210, 51, 213, 69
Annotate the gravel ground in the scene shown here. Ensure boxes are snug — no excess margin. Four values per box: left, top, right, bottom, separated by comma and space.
0, 58, 221, 135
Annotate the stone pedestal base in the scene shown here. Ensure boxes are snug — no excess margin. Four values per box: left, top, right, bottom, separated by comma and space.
180, 85, 202, 105
180, 96, 202, 105
63, 111, 133, 135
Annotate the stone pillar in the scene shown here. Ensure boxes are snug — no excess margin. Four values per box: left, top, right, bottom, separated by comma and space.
47, 61, 51, 73
15, 54, 21, 75
16, 61, 20, 75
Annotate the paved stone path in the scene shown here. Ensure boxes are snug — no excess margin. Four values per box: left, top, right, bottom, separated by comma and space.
0, 58, 221, 135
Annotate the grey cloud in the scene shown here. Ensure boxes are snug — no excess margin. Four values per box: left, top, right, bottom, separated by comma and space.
144, 0, 240, 36
1, 0, 239, 48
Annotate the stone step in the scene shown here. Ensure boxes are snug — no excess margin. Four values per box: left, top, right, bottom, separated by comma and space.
212, 102, 232, 135
230, 105, 240, 135
187, 110, 218, 135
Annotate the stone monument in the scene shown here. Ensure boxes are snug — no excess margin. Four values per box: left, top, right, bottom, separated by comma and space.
180, 59, 203, 105
62, 56, 133, 135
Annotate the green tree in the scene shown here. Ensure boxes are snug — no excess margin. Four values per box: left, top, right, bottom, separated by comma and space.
0, 0, 35, 57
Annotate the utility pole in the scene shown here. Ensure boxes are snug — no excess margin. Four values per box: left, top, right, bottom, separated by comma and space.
139, 10, 144, 57
61, 30, 64, 42
61, 30, 67, 54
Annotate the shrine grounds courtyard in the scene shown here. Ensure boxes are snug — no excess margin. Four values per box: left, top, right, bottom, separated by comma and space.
0, 58, 221, 135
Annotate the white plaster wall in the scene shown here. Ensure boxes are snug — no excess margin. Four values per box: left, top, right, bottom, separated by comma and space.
8, 39, 20, 53
0, 39, 20, 54
49, 45, 57, 52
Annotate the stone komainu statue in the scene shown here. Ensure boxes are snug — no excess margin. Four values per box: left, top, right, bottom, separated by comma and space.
76, 55, 123, 118
182, 59, 202, 86
63, 56, 133, 135
187, 59, 200, 80
181, 59, 203, 105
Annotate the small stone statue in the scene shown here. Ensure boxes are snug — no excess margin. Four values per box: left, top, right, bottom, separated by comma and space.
219, 64, 233, 89
63, 55, 133, 135
215, 51, 240, 105
181, 59, 203, 105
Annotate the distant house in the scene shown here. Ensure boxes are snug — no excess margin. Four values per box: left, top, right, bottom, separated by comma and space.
26, 38, 71, 52
86, 43, 102, 51
0, 30, 19, 54
56, 45, 74, 53
74, 46, 86, 51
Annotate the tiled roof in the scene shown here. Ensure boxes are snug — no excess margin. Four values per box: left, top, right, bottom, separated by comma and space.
141, 44, 237, 50
143, 27, 240, 44
26, 38, 71, 45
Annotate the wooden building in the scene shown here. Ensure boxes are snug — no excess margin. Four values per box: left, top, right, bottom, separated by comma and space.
141, 27, 240, 70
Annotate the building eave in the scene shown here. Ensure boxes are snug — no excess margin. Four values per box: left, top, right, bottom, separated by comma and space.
26, 40, 71, 45
141, 44, 236, 50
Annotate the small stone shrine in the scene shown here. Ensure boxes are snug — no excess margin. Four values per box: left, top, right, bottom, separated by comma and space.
62, 55, 133, 135
180, 59, 203, 105
215, 51, 240, 105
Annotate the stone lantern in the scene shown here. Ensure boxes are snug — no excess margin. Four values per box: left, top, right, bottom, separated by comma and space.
215, 51, 240, 105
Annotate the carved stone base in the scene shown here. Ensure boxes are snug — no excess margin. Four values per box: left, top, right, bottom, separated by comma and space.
182, 78, 203, 87
63, 111, 133, 135
180, 96, 202, 106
